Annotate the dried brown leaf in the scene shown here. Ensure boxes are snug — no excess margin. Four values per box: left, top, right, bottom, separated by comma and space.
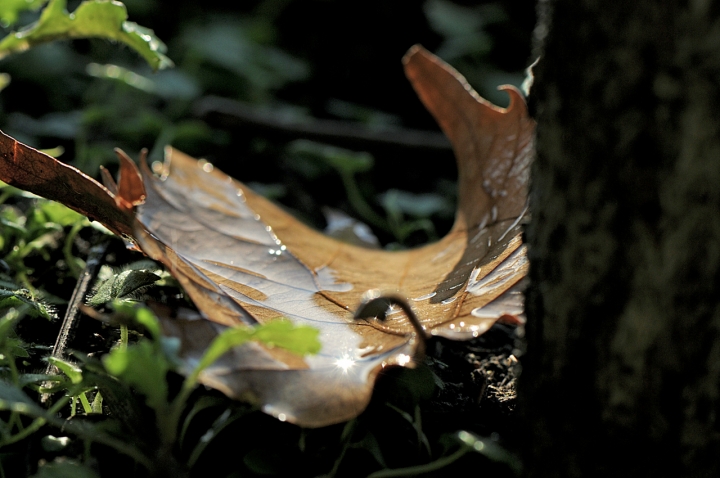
129, 46, 533, 425
0, 45, 535, 427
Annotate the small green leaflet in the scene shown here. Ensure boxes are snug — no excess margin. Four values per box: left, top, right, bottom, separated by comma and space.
189, 319, 322, 386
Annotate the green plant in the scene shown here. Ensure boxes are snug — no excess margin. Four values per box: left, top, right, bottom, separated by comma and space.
0, 299, 321, 473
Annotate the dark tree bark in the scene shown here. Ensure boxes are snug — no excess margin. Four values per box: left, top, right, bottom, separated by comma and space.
520, 1, 720, 477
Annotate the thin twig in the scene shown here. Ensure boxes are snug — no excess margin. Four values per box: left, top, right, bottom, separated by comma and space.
194, 96, 452, 153
41, 237, 109, 403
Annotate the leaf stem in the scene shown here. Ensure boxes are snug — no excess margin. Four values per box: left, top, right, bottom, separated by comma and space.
120, 325, 128, 351
78, 391, 92, 414
63, 220, 86, 278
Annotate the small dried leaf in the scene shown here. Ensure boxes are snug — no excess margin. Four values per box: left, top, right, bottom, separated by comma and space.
114, 148, 146, 211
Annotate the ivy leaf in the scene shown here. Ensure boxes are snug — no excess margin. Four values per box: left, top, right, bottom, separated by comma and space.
0, 0, 173, 70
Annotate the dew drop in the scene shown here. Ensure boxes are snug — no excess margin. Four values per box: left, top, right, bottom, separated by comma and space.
278, 413, 287, 422
198, 159, 214, 172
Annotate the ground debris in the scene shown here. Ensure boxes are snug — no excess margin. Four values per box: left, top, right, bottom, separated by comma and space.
470, 353, 519, 404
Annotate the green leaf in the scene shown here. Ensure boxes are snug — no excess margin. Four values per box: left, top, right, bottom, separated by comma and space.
0, 0, 173, 70
0, 0, 46, 28
18, 373, 62, 388
0, 379, 46, 415
188, 319, 320, 388
252, 319, 322, 355
0, 286, 54, 320
32, 459, 101, 478
181, 319, 320, 393
182, 20, 308, 94
0, 181, 40, 200
288, 140, 374, 175
102, 339, 169, 414
86, 62, 155, 92
0, 307, 31, 363
191, 327, 253, 378
0, 72, 10, 92
108, 299, 162, 340
47, 356, 83, 384
37, 200, 85, 226
380, 189, 453, 219
88, 268, 161, 306
455, 430, 522, 473
0, 378, 150, 466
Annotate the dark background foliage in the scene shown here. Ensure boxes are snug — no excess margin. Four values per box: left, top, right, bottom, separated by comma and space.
0, 0, 534, 246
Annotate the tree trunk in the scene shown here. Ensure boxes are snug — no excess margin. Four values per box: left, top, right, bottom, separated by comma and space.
520, 1, 720, 477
